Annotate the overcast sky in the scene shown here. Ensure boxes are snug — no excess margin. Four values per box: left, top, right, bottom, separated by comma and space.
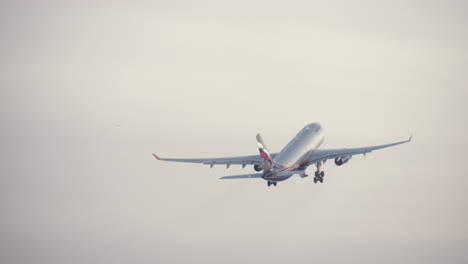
1, 1, 467, 263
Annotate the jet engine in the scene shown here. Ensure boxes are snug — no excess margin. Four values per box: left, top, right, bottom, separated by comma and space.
254, 164, 263, 172
335, 156, 351, 166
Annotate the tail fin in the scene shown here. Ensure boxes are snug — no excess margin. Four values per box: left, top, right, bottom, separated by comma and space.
256, 133, 272, 172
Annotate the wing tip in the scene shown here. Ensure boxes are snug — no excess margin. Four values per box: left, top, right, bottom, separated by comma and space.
152, 153, 161, 160
409, 134, 413, 142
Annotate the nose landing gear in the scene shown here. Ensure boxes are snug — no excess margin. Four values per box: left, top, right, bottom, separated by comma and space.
267, 181, 277, 187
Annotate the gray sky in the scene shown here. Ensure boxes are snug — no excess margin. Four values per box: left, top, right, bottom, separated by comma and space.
1, 1, 467, 263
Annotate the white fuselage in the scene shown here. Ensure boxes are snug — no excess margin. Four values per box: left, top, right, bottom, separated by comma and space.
265, 123, 324, 181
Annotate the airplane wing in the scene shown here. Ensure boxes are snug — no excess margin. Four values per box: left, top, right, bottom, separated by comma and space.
152, 153, 278, 168
307, 135, 412, 164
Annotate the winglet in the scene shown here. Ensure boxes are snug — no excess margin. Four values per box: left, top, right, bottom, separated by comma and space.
152, 153, 161, 160
409, 134, 413, 142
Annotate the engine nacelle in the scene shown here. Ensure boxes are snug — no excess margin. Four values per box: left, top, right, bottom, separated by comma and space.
335, 156, 351, 166
254, 164, 263, 172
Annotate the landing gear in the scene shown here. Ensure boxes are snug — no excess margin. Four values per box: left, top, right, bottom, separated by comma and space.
313, 162, 325, 184
313, 172, 324, 183
267, 181, 277, 187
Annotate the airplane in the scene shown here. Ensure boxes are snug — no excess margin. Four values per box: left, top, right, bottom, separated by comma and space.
152, 123, 411, 187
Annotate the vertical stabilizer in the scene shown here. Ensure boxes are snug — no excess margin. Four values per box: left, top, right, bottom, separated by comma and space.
256, 133, 272, 172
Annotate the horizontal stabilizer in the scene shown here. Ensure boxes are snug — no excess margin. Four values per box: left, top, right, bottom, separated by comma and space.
220, 173, 264, 180
275, 170, 307, 177
219, 170, 307, 180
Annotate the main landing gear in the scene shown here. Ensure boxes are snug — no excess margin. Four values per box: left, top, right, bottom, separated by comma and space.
267, 181, 277, 187
313, 161, 325, 184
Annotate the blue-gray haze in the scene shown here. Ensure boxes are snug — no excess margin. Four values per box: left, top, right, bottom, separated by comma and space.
1, 1, 467, 263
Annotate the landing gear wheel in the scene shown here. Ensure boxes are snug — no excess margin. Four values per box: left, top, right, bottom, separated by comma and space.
267, 182, 271, 187
320, 171, 325, 177
313, 177, 318, 184
273, 182, 277, 186
319, 177, 323, 183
